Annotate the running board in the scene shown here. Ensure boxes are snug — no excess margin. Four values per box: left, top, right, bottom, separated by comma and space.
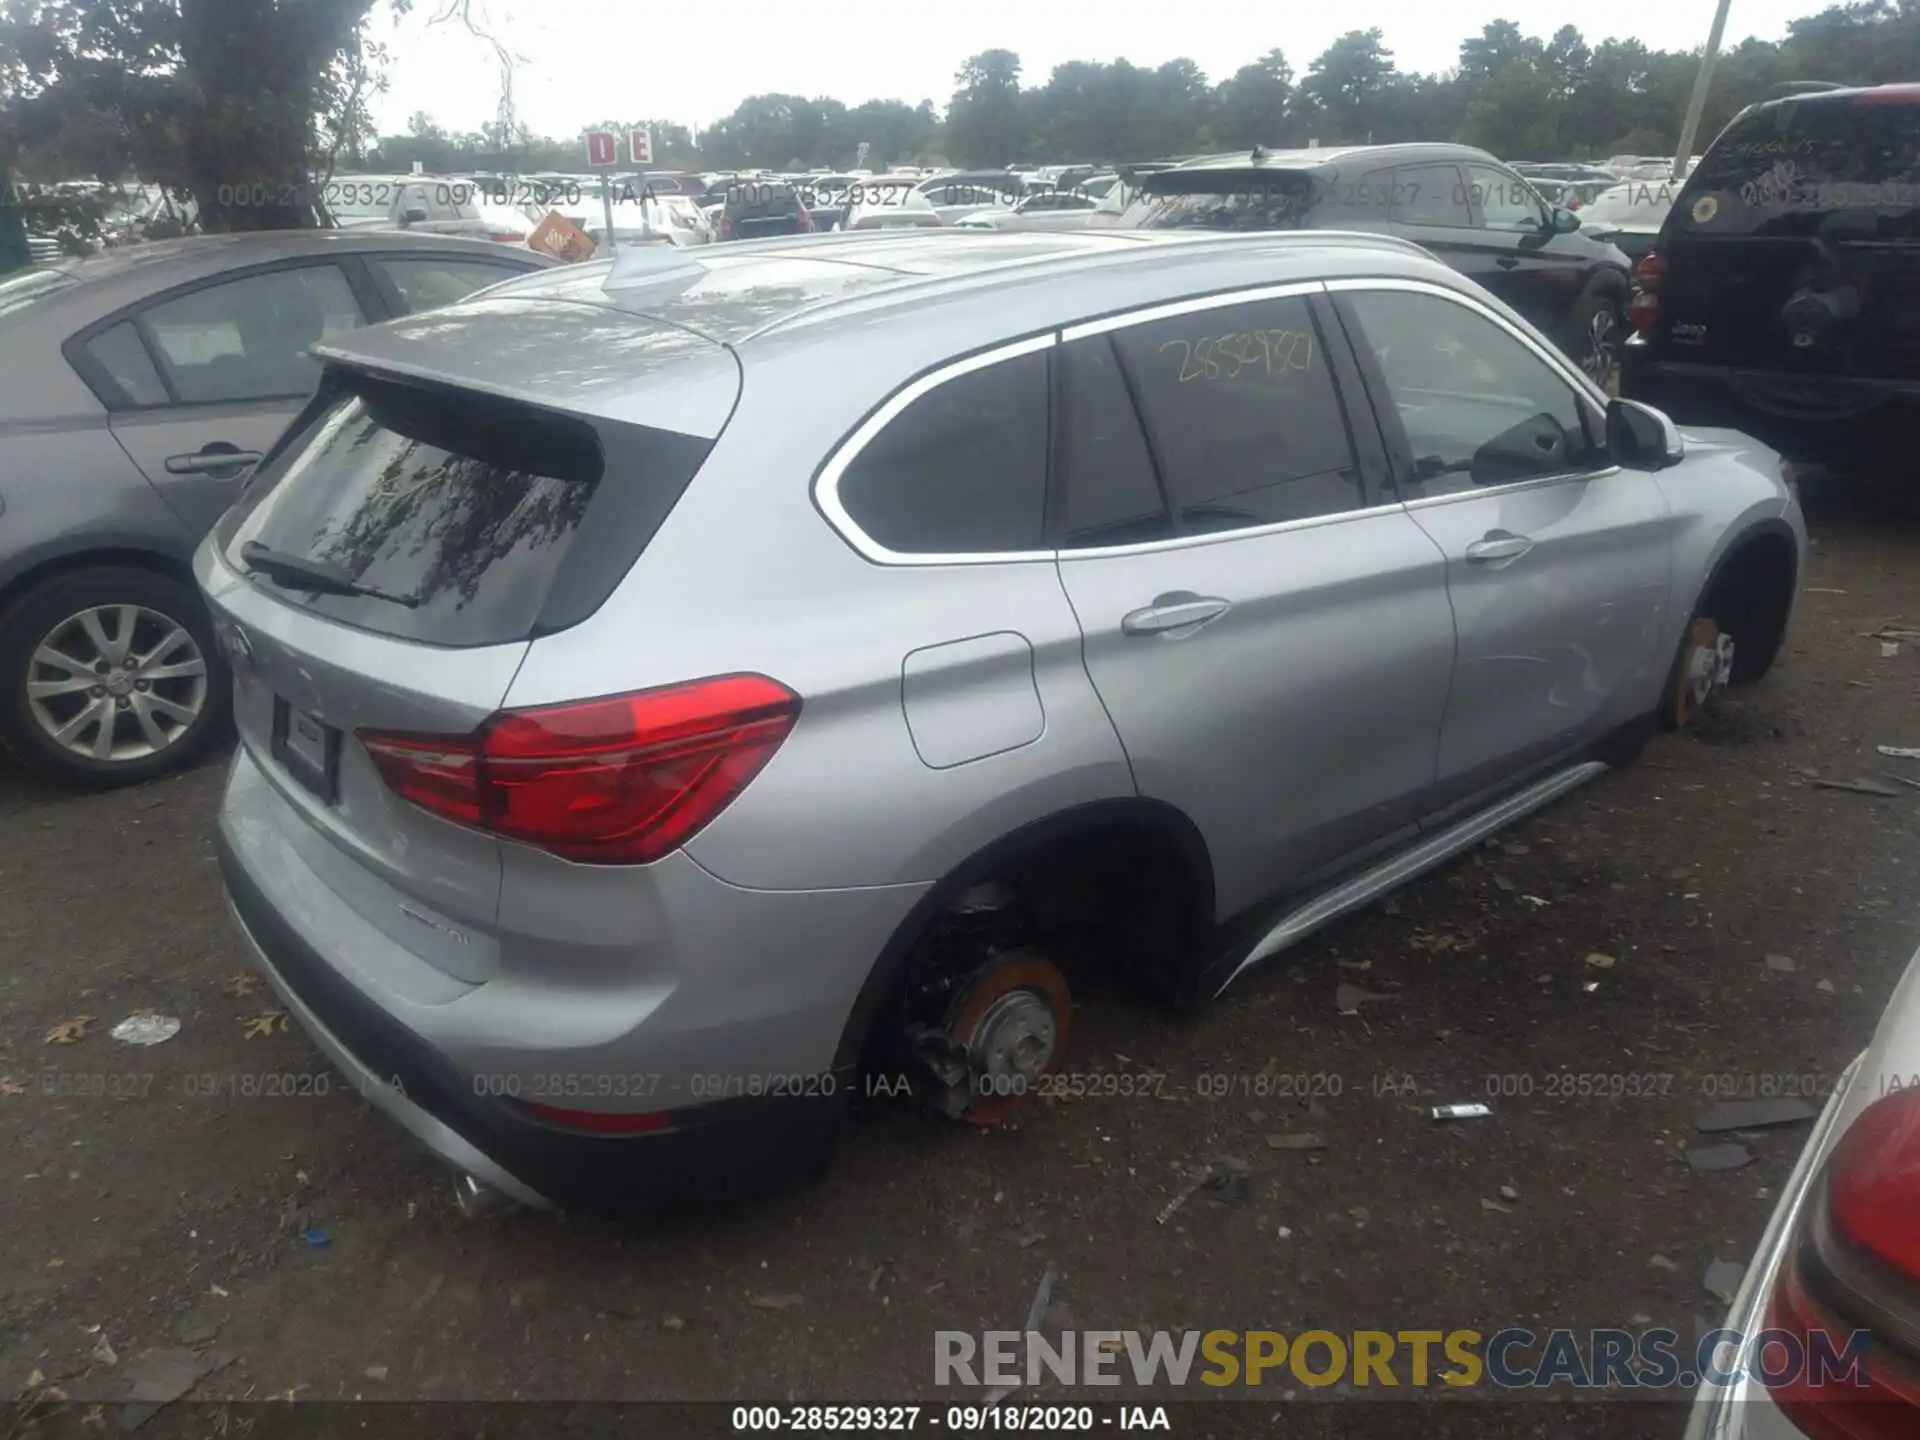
1213, 760, 1611, 999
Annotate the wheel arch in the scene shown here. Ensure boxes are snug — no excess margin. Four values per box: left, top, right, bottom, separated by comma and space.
830, 796, 1216, 1073
0, 539, 199, 623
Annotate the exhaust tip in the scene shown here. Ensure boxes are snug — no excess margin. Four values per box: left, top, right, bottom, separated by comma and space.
453, 1172, 514, 1219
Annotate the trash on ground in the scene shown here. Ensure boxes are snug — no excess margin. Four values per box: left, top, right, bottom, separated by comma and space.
1816, 979, 1837, 994
304, 1227, 330, 1249
1808, 776, 1905, 798
44, 1015, 96, 1045
1155, 1167, 1208, 1226
1695, 1099, 1817, 1133
110, 1014, 180, 1047
1881, 641, 1901, 658
1870, 627, 1920, 643
747, 1293, 803, 1311
1704, 1259, 1747, 1304
1649, 1254, 1679, 1272
1585, 952, 1618, 970
1499, 1184, 1520, 1202
91, 1334, 118, 1366
1763, 953, 1797, 973
1432, 1103, 1491, 1121
364, 1365, 389, 1380
1335, 981, 1396, 1014
1885, 773, 1920, 790
1582, 981, 1602, 993
1877, 745, 1920, 759
1266, 1132, 1327, 1151
1480, 1197, 1512, 1213
1686, 1143, 1755, 1172
1349, 1206, 1372, 1225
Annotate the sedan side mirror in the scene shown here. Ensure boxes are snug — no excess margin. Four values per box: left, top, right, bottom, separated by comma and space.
1549, 206, 1583, 234
1606, 397, 1685, 469
401, 206, 429, 226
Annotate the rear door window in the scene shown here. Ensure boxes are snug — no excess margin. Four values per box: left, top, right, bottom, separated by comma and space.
835, 348, 1049, 555
83, 321, 169, 407
1106, 294, 1366, 531
138, 264, 365, 404
1678, 96, 1920, 239
1465, 164, 1545, 231
220, 370, 713, 646
1393, 165, 1472, 227
1055, 335, 1174, 549
375, 257, 532, 312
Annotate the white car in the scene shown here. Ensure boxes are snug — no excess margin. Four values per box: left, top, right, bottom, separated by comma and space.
954, 180, 1131, 233
551, 192, 709, 249
837, 177, 943, 232
1684, 939, 1920, 1439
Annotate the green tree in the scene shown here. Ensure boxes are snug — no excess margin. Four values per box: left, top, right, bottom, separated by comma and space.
1212, 49, 1295, 150
1299, 29, 1398, 143
948, 48, 1026, 166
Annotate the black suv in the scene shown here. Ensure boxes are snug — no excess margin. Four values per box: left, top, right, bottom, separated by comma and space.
1620, 84, 1920, 473
1118, 144, 1633, 383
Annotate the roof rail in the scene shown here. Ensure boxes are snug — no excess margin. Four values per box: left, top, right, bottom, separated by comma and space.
1771, 80, 1846, 97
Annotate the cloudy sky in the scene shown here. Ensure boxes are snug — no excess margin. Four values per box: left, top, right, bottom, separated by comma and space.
368, 0, 1820, 137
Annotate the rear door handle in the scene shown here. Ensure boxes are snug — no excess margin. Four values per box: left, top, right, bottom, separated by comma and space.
1121, 595, 1232, 637
165, 448, 263, 475
1464, 533, 1535, 565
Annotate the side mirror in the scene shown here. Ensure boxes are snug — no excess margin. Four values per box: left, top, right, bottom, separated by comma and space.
1549, 206, 1583, 234
1606, 397, 1685, 469
401, 206, 429, 226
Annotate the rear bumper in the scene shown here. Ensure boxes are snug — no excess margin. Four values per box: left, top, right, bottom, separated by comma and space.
1622, 349, 1920, 459
218, 824, 850, 1212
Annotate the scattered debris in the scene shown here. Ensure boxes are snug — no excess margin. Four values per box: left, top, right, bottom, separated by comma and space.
748, 1294, 803, 1311
1704, 1259, 1747, 1305
661, 1314, 686, 1331
1869, 627, 1920, 643
1499, 1184, 1520, 1202
1011, 1230, 1044, 1249
1266, 1132, 1327, 1152
1335, 981, 1396, 1014
223, 974, 260, 998
1686, 1144, 1755, 1173
1696, 1099, 1817, 1133
1803, 587, 1846, 594
91, 1335, 118, 1367
1649, 1254, 1679, 1272
0, 1076, 26, 1096
304, 1227, 330, 1250
1156, 1168, 1209, 1226
1519, 895, 1551, 908
242, 1010, 290, 1039
1431, 1103, 1491, 1121
1807, 776, 1905, 798
1335, 958, 1373, 972
1885, 773, 1920, 791
1349, 1206, 1372, 1225
1877, 746, 1920, 760
1881, 641, 1901, 658
1817, 979, 1837, 995
44, 1015, 96, 1045
1480, 1197, 1512, 1214
363, 1366, 388, 1381
1585, 952, 1618, 970
109, 1014, 179, 1047
1763, 954, 1797, 973
1277, 1226, 1293, 1239
1023, 1265, 1057, 1334
1582, 981, 1602, 993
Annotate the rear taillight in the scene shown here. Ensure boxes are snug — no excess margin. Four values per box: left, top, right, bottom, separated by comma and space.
1764, 1087, 1920, 1439
360, 674, 800, 864
1628, 249, 1664, 332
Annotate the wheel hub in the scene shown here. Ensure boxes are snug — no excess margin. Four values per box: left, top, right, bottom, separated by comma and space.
25, 603, 209, 763
1674, 618, 1736, 728
936, 954, 1071, 1127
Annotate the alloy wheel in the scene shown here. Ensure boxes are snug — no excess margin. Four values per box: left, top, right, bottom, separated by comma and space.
25, 604, 210, 763
1583, 304, 1621, 385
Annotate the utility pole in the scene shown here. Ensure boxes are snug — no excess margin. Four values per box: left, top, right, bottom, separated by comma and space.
1673, 0, 1735, 181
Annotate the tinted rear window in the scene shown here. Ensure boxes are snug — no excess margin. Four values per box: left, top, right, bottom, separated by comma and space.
220, 370, 711, 647
1121, 172, 1318, 231
1678, 96, 1920, 237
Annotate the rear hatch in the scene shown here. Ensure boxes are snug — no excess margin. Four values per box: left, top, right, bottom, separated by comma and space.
1654, 88, 1920, 391
1120, 167, 1322, 231
723, 184, 808, 239
199, 294, 739, 982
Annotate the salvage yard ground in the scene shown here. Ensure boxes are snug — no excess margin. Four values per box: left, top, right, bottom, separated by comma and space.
3, 510, 1919, 1432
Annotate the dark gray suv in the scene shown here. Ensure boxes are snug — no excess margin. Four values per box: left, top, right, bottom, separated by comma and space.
0, 230, 554, 786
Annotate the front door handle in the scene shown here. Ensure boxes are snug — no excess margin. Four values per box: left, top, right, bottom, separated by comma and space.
165, 445, 264, 476
1464, 532, 1535, 565
1121, 594, 1232, 638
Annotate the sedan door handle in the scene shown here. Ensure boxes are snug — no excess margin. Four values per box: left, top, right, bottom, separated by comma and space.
1121, 595, 1232, 637
1464, 533, 1535, 564
165, 448, 263, 475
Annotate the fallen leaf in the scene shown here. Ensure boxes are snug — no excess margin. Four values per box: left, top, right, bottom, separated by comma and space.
1585, 952, 1618, 970
224, 974, 260, 998
748, 1293, 803, 1311
44, 1015, 96, 1045
242, 1010, 289, 1039
0, 1076, 26, 1096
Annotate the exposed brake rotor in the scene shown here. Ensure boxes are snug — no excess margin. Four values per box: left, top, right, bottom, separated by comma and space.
931, 952, 1071, 1127
1674, 617, 1736, 729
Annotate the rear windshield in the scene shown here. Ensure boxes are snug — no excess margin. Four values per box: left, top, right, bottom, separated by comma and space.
1121, 172, 1317, 231
219, 369, 711, 647
1676, 95, 1920, 238
723, 183, 803, 219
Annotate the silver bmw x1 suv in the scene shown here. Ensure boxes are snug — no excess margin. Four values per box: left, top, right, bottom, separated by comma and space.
197, 228, 1806, 1213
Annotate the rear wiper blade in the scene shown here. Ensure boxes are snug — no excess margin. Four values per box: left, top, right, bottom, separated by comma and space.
240, 542, 419, 608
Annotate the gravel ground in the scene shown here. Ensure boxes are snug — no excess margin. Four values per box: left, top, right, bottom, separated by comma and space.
3, 514, 1918, 1438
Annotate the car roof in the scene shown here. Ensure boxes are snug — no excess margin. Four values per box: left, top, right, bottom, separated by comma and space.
18, 230, 555, 325
1167, 143, 1501, 174
320, 227, 1448, 367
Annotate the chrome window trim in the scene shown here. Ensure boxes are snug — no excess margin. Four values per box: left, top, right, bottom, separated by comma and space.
813, 277, 1430, 567
1324, 275, 1622, 503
